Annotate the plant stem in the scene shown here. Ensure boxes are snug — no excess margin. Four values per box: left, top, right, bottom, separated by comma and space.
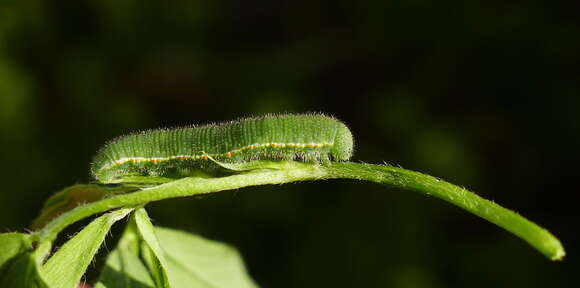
325, 163, 565, 261
34, 162, 565, 261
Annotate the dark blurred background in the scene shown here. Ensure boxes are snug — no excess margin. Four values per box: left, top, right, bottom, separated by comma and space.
0, 0, 578, 287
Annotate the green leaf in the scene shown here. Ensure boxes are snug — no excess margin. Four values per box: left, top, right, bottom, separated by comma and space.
95, 224, 155, 288
133, 208, 171, 288
0, 232, 48, 287
134, 209, 258, 287
96, 219, 257, 288
95, 248, 155, 288
0, 252, 48, 288
155, 226, 258, 288
0, 232, 32, 269
41, 208, 133, 288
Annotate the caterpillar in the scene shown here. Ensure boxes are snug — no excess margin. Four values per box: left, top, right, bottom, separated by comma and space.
91, 113, 354, 183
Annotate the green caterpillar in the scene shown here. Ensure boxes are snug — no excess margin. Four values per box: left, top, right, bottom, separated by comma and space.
91, 113, 354, 183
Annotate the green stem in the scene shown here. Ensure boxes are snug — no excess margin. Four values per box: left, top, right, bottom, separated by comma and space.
34, 162, 565, 261
35, 163, 326, 245
325, 163, 565, 261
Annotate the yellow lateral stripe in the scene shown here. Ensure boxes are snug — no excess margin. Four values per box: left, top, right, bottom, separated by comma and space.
100, 142, 333, 171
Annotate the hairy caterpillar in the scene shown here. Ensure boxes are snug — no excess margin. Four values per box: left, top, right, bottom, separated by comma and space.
91, 114, 354, 183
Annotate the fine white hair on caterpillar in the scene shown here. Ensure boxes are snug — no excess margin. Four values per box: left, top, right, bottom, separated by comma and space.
91, 113, 354, 183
